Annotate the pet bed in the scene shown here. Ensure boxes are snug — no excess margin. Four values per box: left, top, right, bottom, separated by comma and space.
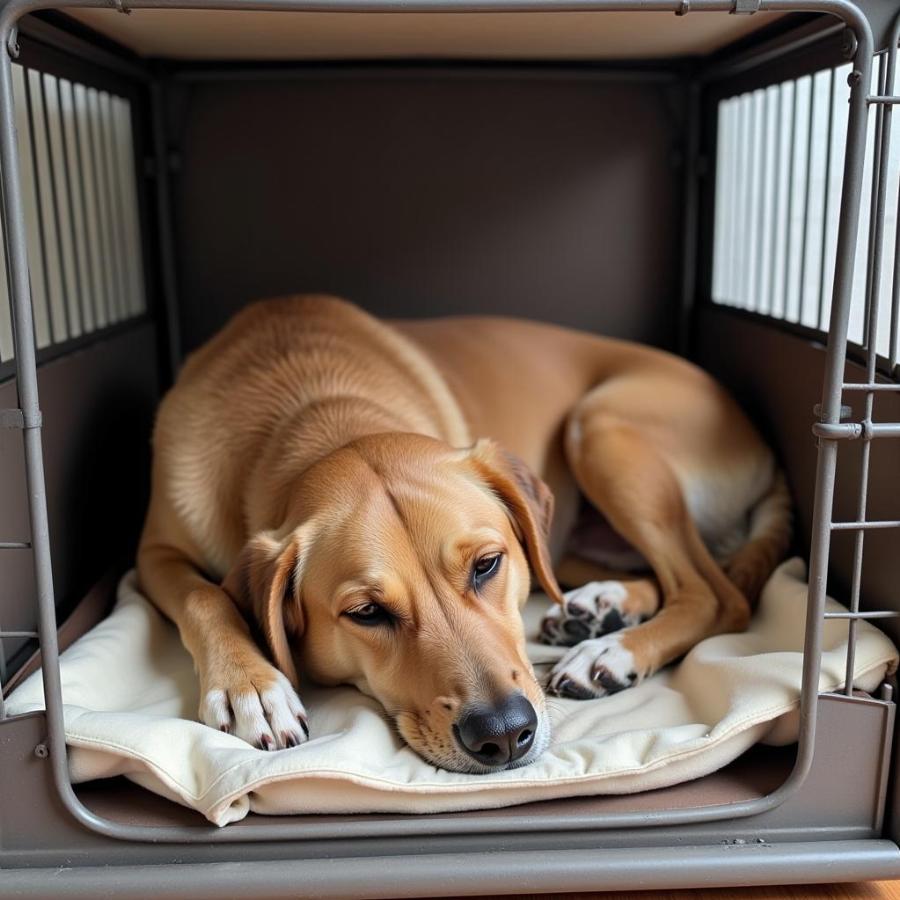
7, 558, 897, 826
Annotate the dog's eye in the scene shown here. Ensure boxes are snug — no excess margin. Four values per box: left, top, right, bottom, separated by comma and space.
345, 601, 391, 626
472, 553, 502, 587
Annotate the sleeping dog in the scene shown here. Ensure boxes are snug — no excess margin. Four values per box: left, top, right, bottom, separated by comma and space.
137, 296, 790, 772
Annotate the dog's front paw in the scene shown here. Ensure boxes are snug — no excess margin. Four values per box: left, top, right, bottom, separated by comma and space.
547, 632, 642, 699
200, 659, 309, 750
539, 581, 642, 647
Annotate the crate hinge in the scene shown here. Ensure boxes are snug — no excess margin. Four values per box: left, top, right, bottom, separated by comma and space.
0, 408, 42, 429
6, 26, 18, 59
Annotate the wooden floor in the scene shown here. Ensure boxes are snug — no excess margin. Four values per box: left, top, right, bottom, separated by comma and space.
474, 883, 900, 899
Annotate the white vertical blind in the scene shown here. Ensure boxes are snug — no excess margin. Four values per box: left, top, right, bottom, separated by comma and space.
713, 61, 898, 364
43, 72, 82, 340
0, 64, 145, 365
11, 62, 50, 351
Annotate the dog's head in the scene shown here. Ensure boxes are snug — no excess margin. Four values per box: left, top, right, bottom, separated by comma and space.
222, 433, 562, 772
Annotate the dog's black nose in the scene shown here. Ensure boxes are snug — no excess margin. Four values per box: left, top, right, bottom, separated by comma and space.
456, 693, 538, 766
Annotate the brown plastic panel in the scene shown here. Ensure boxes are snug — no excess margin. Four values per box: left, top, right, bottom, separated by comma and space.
170, 73, 683, 354
0, 324, 159, 668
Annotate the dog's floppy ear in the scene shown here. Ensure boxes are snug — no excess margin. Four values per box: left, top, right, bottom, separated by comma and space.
221, 529, 308, 688
468, 438, 564, 606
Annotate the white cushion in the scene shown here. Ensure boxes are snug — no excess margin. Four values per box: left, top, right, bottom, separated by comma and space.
7, 558, 897, 826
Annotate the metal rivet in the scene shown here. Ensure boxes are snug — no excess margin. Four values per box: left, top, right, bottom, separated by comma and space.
34, 743, 48, 758
675, 0, 690, 16
841, 28, 858, 61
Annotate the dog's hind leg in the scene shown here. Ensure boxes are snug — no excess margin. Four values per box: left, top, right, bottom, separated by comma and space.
548, 398, 752, 699
722, 470, 793, 605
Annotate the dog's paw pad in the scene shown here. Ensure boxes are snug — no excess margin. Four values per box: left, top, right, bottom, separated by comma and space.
538, 581, 641, 647
547, 633, 640, 699
563, 618, 591, 642
538, 608, 567, 645
600, 607, 625, 634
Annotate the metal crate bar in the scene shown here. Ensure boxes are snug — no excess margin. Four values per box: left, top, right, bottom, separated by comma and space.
0, 540, 30, 548
831, 520, 900, 531
0, 621, 5, 713
841, 382, 900, 391
823, 610, 900, 620
812, 421, 900, 439
839, 9, 900, 697
0, 0, 880, 845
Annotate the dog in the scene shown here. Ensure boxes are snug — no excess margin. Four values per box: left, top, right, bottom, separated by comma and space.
137, 295, 790, 773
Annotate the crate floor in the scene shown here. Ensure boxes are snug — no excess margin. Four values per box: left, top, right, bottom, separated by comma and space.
75, 742, 796, 828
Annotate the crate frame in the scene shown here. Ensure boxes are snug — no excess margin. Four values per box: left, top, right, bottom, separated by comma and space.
0, 0, 897, 876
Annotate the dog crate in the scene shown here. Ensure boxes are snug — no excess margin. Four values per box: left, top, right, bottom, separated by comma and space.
2, 0, 900, 895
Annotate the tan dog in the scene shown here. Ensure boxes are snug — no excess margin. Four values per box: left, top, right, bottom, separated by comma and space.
137, 296, 790, 772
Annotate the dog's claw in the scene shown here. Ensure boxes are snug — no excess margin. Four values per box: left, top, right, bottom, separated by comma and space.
591, 664, 628, 694
298, 715, 310, 738
549, 677, 595, 700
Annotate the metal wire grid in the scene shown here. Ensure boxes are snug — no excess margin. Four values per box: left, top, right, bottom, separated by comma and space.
711, 21, 900, 698
0, 0, 886, 843
819, 20, 900, 695
0, 62, 146, 366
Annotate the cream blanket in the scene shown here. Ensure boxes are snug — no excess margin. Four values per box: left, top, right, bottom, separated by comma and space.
7, 558, 897, 826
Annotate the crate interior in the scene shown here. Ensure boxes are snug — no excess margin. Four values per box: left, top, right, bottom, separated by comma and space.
1, 4, 899, 842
